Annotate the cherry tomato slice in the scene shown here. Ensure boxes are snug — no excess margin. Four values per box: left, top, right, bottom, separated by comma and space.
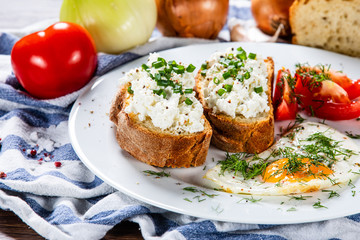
294, 73, 360, 120
273, 69, 298, 120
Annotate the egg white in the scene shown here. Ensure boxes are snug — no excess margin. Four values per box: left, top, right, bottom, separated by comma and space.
204, 122, 360, 196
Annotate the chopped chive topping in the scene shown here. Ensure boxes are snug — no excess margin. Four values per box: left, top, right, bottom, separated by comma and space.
154, 73, 161, 81
168, 60, 177, 66
213, 77, 220, 85
184, 88, 193, 94
254, 86, 263, 93
236, 74, 244, 82
248, 53, 256, 59
217, 88, 226, 96
201, 63, 208, 70
186, 64, 196, 73
224, 84, 233, 92
236, 50, 247, 61
157, 79, 172, 87
201, 69, 207, 76
244, 71, 251, 79
141, 64, 149, 71
173, 65, 185, 74
185, 97, 193, 105
222, 72, 231, 79
173, 84, 183, 94
152, 60, 165, 69
153, 89, 166, 98
127, 86, 134, 94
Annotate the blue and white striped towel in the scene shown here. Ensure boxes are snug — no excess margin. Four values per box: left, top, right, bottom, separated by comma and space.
1, 2, 360, 240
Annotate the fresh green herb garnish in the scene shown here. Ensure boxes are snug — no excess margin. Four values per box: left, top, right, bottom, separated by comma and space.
287, 207, 297, 212
321, 189, 340, 199
217, 88, 226, 96
193, 196, 206, 202
219, 152, 268, 180
127, 85, 134, 94
241, 196, 262, 203
248, 53, 256, 59
184, 198, 192, 202
213, 77, 220, 85
254, 86, 263, 93
153, 89, 167, 99
222, 71, 231, 79
211, 204, 224, 214
224, 84, 233, 92
143, 170, 170, 177
144, 58, 197, 99
345, 131, 360, 139
186, 64, 196, 73
185, 97, 193, 105
295, 63, 331, 89
289, 195, 312, 201
182, 186, 218, 198
184, 88, 193, 94
313, 200, 327, 209
295, 114, 306, 124
348, 179, 356, 189
352, 191, 356, 197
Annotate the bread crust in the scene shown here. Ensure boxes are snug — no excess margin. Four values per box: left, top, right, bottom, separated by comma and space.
110, 84, 212, 168
195, 57, 275, 153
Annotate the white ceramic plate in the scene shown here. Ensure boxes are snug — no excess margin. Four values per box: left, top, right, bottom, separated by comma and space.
69, 42, 360, 224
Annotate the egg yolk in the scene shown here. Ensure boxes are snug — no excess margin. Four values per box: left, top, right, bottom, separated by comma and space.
262, 158, 333, 183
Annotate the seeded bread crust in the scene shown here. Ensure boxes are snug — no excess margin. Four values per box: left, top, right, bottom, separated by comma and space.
289, 0, 360, 57
109, 83, 212, 168
195, 57, 275, 153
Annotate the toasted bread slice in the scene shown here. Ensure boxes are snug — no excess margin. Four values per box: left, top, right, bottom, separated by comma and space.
196, 54, 274, 154
110, 72, 212, 168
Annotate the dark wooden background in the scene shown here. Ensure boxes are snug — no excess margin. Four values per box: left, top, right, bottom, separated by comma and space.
0, 209, 143, 239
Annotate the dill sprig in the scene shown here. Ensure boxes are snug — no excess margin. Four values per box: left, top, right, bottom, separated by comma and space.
289, 195, 312, 201
143, 170, 170, 177
239, 196, 262, 203
219, 152, 269, 179
295, 63, 332, 90
321, 189, 340, 199
345, 131, 360, 139
182, 186, 218, 198
313, 200, 328, 209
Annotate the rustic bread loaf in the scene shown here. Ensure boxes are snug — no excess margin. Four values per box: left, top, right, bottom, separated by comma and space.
289, 0, 360, 57
196, 47, 274, 153
110, 54, 212, 168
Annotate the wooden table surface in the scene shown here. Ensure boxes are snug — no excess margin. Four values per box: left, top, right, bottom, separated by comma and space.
0, 209, 143, 239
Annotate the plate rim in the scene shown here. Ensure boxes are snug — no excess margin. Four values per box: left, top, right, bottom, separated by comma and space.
68, 41, 360, 225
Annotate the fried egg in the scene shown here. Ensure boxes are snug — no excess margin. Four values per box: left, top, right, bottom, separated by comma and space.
204, 122, 360, 195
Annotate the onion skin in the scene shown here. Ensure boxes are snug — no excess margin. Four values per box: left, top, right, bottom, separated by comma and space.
251, 0, 294, 37
156, 0, 229, 39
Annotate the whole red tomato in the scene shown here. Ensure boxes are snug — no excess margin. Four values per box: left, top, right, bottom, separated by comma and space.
11, 22, 97, 99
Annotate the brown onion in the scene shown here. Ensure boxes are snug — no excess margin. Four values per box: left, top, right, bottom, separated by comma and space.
251, 0, 294, 37
155, 0, 229, 39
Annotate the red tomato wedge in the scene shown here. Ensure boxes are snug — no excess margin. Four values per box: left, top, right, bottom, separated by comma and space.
294, 65, 360, 120
273, 69, 298, 120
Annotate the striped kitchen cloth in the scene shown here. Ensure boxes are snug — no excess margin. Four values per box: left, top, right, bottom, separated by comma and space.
1, 1, 360, 239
